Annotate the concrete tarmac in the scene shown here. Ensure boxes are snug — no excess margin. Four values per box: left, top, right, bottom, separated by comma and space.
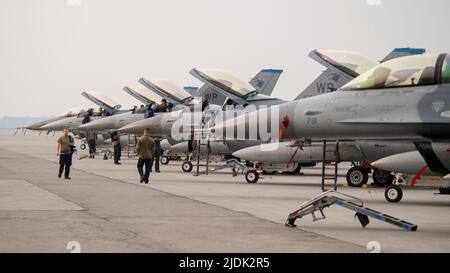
1, 129, 450, 252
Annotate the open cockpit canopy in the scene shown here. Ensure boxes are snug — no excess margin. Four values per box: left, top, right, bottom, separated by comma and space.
140, 79, 191, 104
123, 86, 164, 105
313, 49, 378, 77
341, 53, 449, 91
81, 92, 121, 113
192, 68, 257, 98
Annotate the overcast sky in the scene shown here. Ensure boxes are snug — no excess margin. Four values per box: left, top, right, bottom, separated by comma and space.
0, 0, 449, 117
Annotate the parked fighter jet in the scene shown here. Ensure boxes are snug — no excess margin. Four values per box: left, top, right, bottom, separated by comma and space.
119, 68, 286, 135
121, 50, 403, 172
77, 83, 180, 132
166, 49, 423, 178
210, 53, 450, 199
40, 91, 124, 131
24, 107, 87, 131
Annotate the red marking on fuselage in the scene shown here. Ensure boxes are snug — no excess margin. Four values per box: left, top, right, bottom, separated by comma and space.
281, 115, 290, 128
411, 165, 428, 187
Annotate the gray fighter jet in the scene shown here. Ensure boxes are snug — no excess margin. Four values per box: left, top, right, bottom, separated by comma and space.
121, 49, 411, 171
81, 69, 282, 135
40, 91, 124, 131
166, 49, 423, 179
77, 82, 185, 132
119, 68, 287, 135
210, 52, 450, 200
24, 107, 87, 131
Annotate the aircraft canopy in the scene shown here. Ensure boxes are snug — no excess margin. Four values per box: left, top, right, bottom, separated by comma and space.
442, 54, 450, 84
124, 86, 164, 105
342, 53, 448, 91
143, 79, 191, 102
194, 68, 256, 97
83, 92, 121, 110
315, 50, 378, 77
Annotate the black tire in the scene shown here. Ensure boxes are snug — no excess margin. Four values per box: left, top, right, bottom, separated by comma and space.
346, 166, 369, 187
160, 156, 169, 165
290, 165, 302, 174
385, 185, 403, 203
181, 161, 193, 173
80, 144, 86, 150
372, 168, 394, 187
245, 170, 259, 184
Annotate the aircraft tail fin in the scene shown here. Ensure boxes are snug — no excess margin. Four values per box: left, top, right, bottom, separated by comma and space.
183, 86, 199, 96
294, 68, 351, 100
249, 69, 283, 96
382, 48, 425, 62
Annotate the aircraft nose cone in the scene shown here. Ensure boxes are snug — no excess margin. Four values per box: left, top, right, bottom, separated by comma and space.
39, 123, 53, 130
370, 151, 427, 174
231, 149, 247, 160
232, 146, 261, 161
25, 121, 45, 130
119, 120, 145, 134
25, 124, 39, 130
78, 123, 93, 130
169, 142, 189, 153
79, 118, 113, 131
370, 157, 395, 171
210, 105, 288, 142
119, 115, 164, 135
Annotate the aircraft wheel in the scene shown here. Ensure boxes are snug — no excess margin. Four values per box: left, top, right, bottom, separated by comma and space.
372, 168, 394, 187
290, 165, 302, 174
80, 144, 86, 150
182, 161, 193, 173
245, 170, 259, 184
385, 185, 403, 203
346, 166, 369, 187
160, 156, 170, 165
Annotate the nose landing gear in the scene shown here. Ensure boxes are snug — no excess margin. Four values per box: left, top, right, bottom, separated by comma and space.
384, 173, 407, 203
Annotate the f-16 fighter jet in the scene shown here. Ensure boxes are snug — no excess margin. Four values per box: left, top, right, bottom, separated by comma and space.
210, 53, 450, 201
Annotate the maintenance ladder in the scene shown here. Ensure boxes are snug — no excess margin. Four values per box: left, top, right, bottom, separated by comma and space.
194, 137, 212, 176
321, 140, 340, 192
286, 191, 417, 231
126, 133, 136, 158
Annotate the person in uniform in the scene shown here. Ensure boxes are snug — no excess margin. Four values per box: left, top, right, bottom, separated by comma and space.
56, 128, 75, 180
144, 104, 155, 118
94, 107, 103, 117
135, 128, 155, 184
86, 130, 97, 159
153, 136, 161, 173
111, 131, 121, 165
155, 99, 168, 112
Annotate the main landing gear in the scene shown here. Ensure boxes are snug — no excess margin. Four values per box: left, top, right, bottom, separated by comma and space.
345, 166, 394, 188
